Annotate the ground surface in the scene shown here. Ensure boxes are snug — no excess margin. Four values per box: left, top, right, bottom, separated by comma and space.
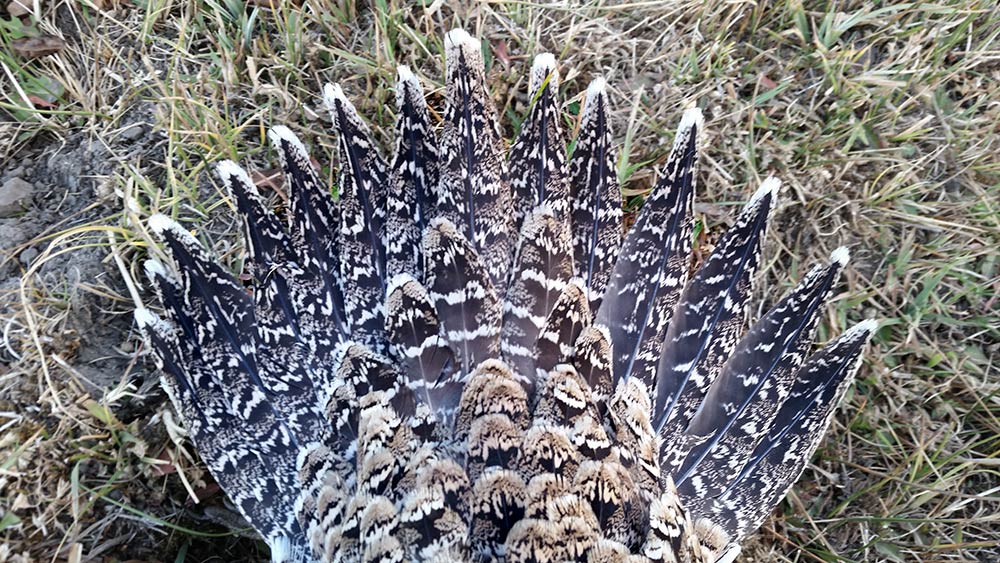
1, 1, 998, 562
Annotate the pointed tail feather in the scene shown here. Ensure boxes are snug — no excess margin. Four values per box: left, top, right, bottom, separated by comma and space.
217, 161, 334, 440
216, 160, 293, 283
385, 273, 463, 425
148, 214, 260, 387
502, 205, 574, 387
672, 248, 851, 493
423, 217, 503, 377
323, 85, 389, 349
437, 28, 515, 288
268, 126, 348, 338
569, 78, 623, 313
652, 178, 779, 434
596, 108, 702, 393
387, 66, 439, 281
533, 278, 591, 384
509, 53, 570, 231
138, 223, 303, 549
691, 319, 876, 540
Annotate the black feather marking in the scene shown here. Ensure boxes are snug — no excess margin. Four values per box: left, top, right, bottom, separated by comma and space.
509, 53, 570, 232
673, 249, 850, 494
135, 305, 212, 433
502, 205, 574, 389
687, 320, 876, 540
149, 215, 261, 393
387, 66, 439, 282
534, 279, 591, 382
569, 78, 622, 313
217, 162, 332, 444
595, 108, 701, 393
642, 477, 702, 562
437, 29, 515, 288
653, 179, 778, 436
268, 126, 349, 348
423, 217, 502, 377
323, 85, 389, 351
571, 324, 615, 416
384, 273, 463, 425
471, 468, 527, 560
139, 221, 304, 551
325, 343, 403, 463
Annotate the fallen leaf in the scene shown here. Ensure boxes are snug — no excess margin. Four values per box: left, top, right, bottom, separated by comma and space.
492, 40, 511, 68
759, 73, 777, 90
12, 35, 65, 59
251, 167, 285, 193
27, 95, 56, 108
150, 449, 177, 475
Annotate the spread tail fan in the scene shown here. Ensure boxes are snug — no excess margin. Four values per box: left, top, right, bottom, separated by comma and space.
135, 29, 875, 563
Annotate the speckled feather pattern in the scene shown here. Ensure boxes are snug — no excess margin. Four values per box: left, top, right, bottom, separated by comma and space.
501, 205, 573, 391
596, 111, 700, 395
569, 79, 623, 313
324, 87, 389, 352
135, 29, 875, 563
436, 31, 514, 288
509, 54, 571, 231
387, 67, 439, 282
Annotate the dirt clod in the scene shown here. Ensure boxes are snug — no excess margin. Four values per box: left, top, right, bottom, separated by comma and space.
0, 178, 34, 217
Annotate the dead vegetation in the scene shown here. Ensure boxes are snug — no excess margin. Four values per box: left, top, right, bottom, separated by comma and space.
1, 1, 998, 561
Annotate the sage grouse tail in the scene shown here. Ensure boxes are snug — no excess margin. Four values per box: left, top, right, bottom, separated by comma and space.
136, 29, 875, 563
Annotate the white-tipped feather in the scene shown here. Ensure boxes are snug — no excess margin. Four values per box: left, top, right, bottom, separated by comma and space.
586, 76, 607, 99
133, 307, 158, 329
532, 52, 557, 73
830, 246, 850, 266
267, 125, 309, 156
679, 106, 704, 133
748, 176, 781, 207
444, 28, 478, 50
216, 160, 255, 188
322, 83, 355, 117
845, 318, 879, 338
147, 214, 201, 247
529, 52, 559, 93
143, 259, 167, 281
146, 213, 173, 235
396, 64, 416, 84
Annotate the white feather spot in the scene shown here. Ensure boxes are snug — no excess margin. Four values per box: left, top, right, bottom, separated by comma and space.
679, 106, 704, 133
267, 125, 309, 155
830, 246, 850, 266
445, 28, 478, 50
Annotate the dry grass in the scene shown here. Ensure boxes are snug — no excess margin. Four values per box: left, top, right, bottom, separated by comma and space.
1, 1, 998, 561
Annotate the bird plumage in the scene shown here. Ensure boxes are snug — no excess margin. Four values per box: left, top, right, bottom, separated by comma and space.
135, 29, 875, 563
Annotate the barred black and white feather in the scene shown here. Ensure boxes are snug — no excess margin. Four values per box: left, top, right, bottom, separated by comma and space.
509, 53, 570, 229
569, 78, 623, 313
135, 29, 875, 563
